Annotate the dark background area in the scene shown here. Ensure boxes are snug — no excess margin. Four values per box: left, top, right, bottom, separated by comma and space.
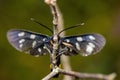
0, 0, 120, 80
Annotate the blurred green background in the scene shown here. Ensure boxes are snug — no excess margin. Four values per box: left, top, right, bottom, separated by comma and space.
0, 0, 120, 80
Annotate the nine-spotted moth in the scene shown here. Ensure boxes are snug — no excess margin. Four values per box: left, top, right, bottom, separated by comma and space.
7, 21, 106, 78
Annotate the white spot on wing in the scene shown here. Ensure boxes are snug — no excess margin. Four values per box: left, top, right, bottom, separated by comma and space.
76, 37, 83, 42
19, 39, 25, 43
66, 39, 70, 42
89, 35, 95, 40
30, 34, 36, 39
32, 41, 37, 48
43, 38, 46, 41
18, 32, 25, 37
38, 48, 41, 52
86, 45, 93, 53
19, 44, 23, 48
86, 42, 95, 54
43, 46, 46, 49
88, 43, 95, 48
75, 42, 80, 50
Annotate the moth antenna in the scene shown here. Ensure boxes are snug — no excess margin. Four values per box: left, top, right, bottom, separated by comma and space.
30, 18, 53, 33
58, 23, 85, 35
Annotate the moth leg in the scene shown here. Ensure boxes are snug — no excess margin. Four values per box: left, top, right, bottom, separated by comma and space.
56, 47, 68, 58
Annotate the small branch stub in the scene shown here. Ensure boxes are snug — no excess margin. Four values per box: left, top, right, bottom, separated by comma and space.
44, 0, 56, 5
59, 69, 117, 80
44, 0, 50, 5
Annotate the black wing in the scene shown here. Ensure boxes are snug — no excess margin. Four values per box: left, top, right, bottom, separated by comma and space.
61, 34, 106, 56
7, 29, 50, 57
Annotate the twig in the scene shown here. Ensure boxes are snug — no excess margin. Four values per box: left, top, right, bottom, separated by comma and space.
55, 3, 73, 80
42, 67, 116, 80
59, 69, 117, 80
44, 0, 72, 80
42, 0, 117, 80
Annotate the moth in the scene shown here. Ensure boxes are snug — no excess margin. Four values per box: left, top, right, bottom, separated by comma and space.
7, 19, 106, 77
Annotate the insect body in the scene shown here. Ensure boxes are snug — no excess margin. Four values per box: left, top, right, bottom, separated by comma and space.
7, 22, 106, 78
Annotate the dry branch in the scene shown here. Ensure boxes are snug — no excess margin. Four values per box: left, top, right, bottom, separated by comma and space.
42, 0, 117, 80
44, 0, 72, 80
